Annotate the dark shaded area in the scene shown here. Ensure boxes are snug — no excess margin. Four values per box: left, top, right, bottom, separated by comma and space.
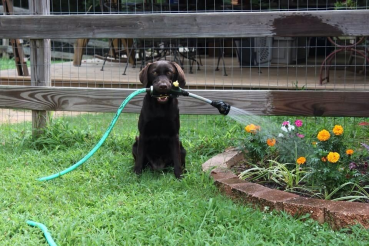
273, 14, 344, 37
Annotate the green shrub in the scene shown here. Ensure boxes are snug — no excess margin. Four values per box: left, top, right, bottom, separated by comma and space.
23, 119, 95, 151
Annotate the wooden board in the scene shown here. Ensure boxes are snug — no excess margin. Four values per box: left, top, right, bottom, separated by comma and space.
1, 10, 369, 39
0, 86, 368, 117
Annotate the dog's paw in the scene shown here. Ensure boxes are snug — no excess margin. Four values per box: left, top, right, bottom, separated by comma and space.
174, 168, 185, 179
133, 167, 143, 175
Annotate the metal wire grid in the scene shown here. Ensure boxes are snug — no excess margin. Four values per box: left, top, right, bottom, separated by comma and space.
3, 1, 369, 15
49, 0, 369, 14
1, 36, 368, 90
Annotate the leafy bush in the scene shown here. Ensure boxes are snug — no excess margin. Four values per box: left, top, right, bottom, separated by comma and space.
307, 125, 368, 196
275, 120, 312, 164
23, 119, 95, 151
240, 123, 270, 163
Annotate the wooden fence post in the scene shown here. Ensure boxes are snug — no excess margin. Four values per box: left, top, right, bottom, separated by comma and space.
28, 0, 51, 137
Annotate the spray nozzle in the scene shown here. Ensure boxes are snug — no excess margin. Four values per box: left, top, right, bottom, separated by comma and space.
147, 84, 189, 98
211, 100, 231, 115
146, 85, 230, 116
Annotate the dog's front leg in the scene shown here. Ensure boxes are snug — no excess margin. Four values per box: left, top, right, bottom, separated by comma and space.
172, 135, 183, 179
134, 136, 145, 175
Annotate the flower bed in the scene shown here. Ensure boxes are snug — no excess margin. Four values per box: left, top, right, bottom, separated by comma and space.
237, 119, 369, 201
202, 148, 369, 230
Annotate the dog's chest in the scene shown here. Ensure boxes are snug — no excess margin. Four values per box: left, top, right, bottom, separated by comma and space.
143, 117, 178, 137
139, 97, 179, 137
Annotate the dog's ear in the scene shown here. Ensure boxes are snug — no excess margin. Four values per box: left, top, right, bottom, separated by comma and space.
139, 63, 152, 88
171, 62, 186, 87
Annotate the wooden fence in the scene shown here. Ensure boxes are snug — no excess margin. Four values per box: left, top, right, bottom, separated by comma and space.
0, 86, 368, 117
0, 5, 369, 134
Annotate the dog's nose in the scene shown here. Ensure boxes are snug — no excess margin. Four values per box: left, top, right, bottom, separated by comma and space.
159, 84, 168, 90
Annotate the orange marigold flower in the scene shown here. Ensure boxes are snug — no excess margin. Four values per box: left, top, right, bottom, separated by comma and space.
245, 124, 260, 133
317, 129, 330, 141
346, 149, 354, 155
327, 152, 340, 163
332, 125, 344, 136
266, 138, 276, 147
296, 157, 306, 165
321, 157, 327, 162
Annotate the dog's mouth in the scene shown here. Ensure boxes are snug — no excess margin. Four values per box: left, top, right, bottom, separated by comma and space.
157, 96, 169, 103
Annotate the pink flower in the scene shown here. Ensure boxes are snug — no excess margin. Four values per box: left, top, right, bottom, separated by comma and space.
358, 122, 369, 126
295, 120, 303, 127
282, 121, 290, 126
296, 133, 305, 138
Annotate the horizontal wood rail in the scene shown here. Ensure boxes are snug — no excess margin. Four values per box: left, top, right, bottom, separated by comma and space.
0, 86, 368, 117
0, 10, 369, 39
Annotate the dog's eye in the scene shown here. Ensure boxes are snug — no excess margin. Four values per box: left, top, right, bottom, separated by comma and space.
166, 71, 172, 76
152, 71, 157, 75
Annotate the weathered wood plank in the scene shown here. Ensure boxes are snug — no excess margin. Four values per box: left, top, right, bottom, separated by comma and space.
0, 10, 368, 39
0, 86, 368, 117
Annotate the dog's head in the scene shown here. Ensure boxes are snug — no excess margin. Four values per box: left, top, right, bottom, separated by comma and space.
139, 61, 186, 103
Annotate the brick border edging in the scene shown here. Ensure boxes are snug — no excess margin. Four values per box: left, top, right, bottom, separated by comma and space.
202, 148, 369, 230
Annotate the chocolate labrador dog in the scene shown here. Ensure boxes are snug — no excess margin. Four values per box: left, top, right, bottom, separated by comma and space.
132, 60, 186, 178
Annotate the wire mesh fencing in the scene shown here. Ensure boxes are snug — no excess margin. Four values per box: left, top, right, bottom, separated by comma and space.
1, 36, 368, 90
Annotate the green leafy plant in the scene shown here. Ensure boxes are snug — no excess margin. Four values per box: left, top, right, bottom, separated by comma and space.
23, 118, 95, 150
239, 123, 276, 164
335, 0, 357, 9
275, 120, 312, 164
292, 81, 306, 90
239, 160, 310, 189
307, 125, 368, 198
324, 182, 369, 201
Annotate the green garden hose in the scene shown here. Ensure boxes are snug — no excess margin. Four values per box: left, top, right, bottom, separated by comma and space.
27, 220, 57, 246
37, 88, 147, 181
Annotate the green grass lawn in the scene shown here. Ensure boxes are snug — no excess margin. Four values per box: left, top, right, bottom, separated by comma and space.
0, 113, 368, 245
0, 57, 30, 70
0, 57, 68, 70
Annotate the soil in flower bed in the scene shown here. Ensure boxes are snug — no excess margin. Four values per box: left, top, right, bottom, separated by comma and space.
231, 160, 369, 202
